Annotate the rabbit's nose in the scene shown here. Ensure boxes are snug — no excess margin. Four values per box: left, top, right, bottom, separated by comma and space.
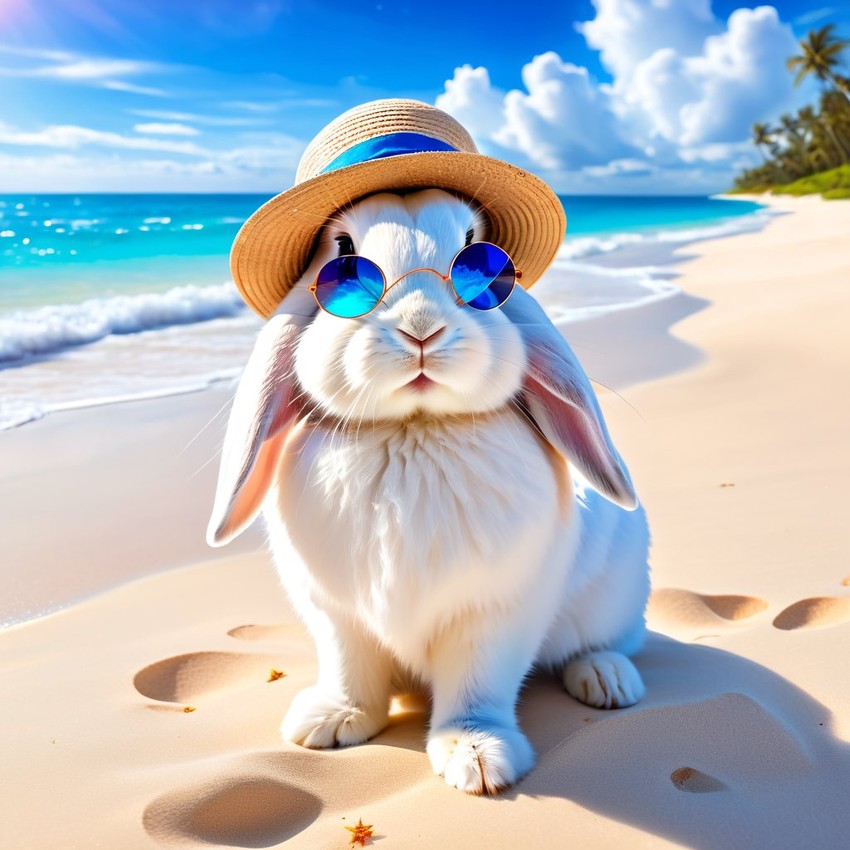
396, 326, 446, 351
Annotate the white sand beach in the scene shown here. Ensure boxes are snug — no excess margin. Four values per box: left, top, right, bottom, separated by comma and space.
2, 193, 849, 849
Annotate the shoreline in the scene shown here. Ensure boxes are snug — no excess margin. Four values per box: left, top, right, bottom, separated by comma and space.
3, 192, 850, 848
0, 195, 769, 432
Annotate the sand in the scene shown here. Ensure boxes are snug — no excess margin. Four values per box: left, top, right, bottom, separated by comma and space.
2, 193, 849, 849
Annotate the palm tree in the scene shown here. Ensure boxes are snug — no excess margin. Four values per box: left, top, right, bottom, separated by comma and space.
797, 105, 818, 136
752, 122, 774, 162
776, 114, 807, 174
787, 25, 850, 102
819, 89, 850, 163
796, 105, 831, 171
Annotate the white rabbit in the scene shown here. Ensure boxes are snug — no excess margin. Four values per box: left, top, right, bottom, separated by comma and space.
208, 188, 650, 794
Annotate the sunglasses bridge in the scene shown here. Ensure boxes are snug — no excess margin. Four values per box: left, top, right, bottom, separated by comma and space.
307, 265, 459, 311
384, 265, 523, 289
369, 265, 523, 310
386, 266, 452, 297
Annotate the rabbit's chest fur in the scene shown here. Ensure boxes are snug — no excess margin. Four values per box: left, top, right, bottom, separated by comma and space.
270, 409, 574, 663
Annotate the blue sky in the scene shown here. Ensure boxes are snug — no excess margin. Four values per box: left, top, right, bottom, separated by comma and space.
0, 0, 847, 194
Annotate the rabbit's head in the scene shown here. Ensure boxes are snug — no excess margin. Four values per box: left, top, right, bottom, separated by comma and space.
208, 189, 636, 546
294, 189, 525, 422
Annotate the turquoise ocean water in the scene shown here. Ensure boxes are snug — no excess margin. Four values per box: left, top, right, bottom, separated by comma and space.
0, 194, 768, 429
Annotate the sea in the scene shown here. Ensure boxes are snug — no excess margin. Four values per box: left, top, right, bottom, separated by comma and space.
0, 193, 771, 430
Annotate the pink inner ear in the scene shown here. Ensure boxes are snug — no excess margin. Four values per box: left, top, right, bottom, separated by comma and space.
211, 426, 291, 545
496, 284, 637, 508
524, 375, 637, 510
207, 318, 304, 547
526, 375, 605, 468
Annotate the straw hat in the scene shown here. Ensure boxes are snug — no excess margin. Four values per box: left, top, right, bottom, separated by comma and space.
231, 98, 567, 318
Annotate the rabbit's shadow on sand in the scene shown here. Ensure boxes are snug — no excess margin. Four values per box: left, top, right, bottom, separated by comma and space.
371, 631, 850, 849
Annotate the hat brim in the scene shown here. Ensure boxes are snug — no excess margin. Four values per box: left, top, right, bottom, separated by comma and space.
231, 151, 567, 318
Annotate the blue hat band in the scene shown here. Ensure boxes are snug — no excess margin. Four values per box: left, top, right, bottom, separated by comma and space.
319, 131, 459, 175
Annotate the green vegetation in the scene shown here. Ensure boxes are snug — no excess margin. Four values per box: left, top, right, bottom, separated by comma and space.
774, 164, 850, 199
733, 25, 850, 199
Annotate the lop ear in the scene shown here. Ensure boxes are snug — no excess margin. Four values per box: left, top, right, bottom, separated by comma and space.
501, 288, 638, 510
207, 314, 304, 547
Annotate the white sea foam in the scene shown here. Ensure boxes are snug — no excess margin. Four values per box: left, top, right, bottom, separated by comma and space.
0, 373, 241, 431
0, 204, 773, 430
536, 259, 682, 325
0, 282, 247, 364
0, 400, 47, 430
557, 209, 775, 262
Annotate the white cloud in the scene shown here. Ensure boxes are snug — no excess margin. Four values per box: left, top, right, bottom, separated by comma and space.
0, 47, 170, 97
497, 52, 636, 169
102, 80, 168, 97
583, 2, 800, 150
0, 53, 164, 81
0, 148, 298, 193
133, 122, 200, 136
437, 54, 636, 171
31, 58, 161, 80
0, 152, 231, 192
127, 108, 268, 127
435, 65, 506, 141
0, 122, 305, 192
677, 6, 799, 145
583, 158, 655, 178
0, 45, 76, 62
577, 0, 719, 82
435, 1, 808, 192
0, 121, 304, 169
0, 121, 206, 155
223, 99, 282, 113
677, 141, 755, 164
218, 133, 305, 173
793, 6, 837, 26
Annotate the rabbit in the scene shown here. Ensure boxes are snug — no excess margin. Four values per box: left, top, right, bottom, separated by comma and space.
208, 188, 650, 794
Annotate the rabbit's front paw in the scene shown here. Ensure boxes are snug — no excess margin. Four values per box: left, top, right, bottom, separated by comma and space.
426, 724, 535, 794
563, 650, 645, 709
281, 686, 388, 748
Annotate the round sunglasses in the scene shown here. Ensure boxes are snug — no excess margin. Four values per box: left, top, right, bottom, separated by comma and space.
308, 241, 522, 319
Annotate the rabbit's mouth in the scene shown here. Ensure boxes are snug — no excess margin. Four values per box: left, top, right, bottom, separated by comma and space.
405, 372, 436, 392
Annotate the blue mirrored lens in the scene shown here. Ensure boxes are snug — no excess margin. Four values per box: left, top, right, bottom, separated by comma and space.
314, 256, 385, 318
450, 242, 515, 310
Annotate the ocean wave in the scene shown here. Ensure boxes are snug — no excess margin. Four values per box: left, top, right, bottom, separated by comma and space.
536, 258, 682, 325
0, 373, 241, 431
0, 282, 247, 364
0, 400, 47, 430
557, 209, 775, 262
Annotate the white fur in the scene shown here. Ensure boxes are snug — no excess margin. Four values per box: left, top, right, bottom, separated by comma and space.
208, 189, 651, 794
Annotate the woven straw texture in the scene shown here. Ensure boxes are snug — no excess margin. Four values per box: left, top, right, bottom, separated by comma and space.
296, 99, 478, 180
231, 99, 566, 318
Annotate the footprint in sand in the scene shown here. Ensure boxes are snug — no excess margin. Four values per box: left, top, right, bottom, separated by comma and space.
648, 588, 768, 638
143, 776, 321, 847
772, 597, 850, 631
143, 744, 428, 848
134, 651, 286, 704
227, 624, 293, 641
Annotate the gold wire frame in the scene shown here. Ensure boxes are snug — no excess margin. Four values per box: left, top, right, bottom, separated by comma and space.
308, 241, 522, 318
